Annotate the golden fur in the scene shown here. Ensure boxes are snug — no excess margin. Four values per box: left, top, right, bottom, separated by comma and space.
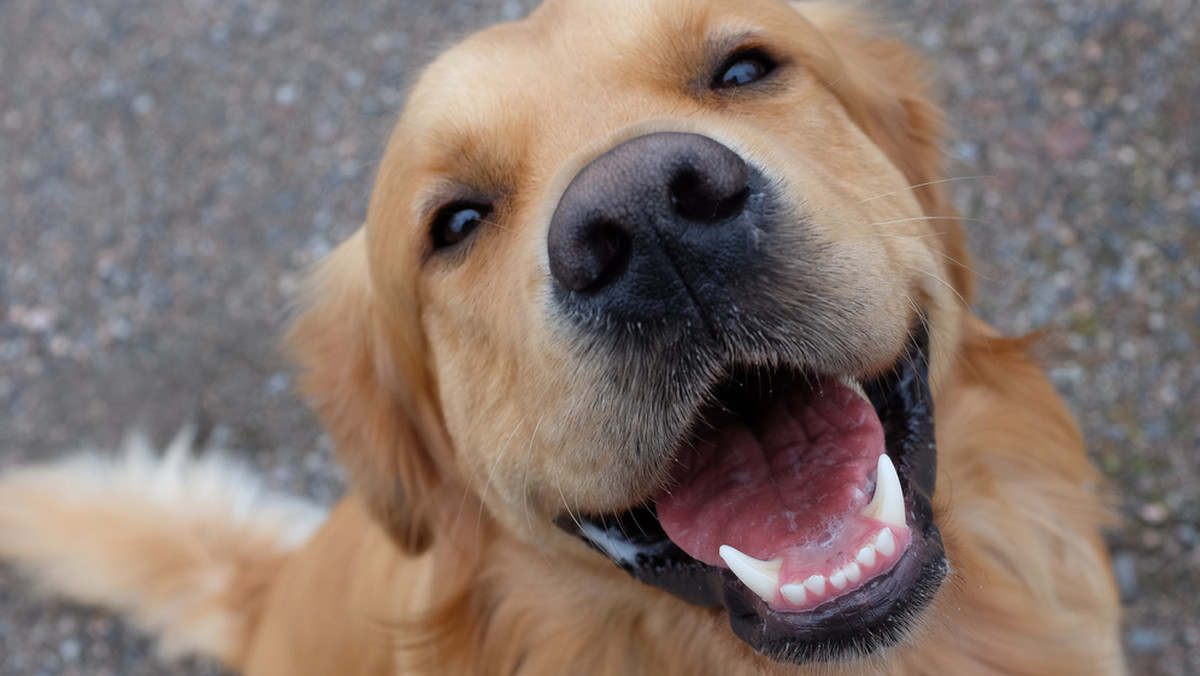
0, 0, 1124, 673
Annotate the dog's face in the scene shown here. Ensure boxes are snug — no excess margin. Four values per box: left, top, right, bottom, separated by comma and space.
296, 0, 973, 665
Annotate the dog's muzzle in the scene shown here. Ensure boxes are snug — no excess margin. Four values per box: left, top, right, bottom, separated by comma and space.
543, 132, 948, 665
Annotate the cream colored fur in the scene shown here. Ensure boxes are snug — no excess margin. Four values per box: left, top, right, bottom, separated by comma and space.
0, 431, 325, 663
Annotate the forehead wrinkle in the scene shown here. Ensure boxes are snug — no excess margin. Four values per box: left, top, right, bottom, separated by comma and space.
400, 62, 535, 191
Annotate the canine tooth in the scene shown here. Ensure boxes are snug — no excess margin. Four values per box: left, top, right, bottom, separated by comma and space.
874, 528, 897, 557
837, 374, 871, 403
856, 544, 877, 568
780, 583, 807, 606
843, 562, 862, 584
828, 569, 848, 591
719, 545, 782, 604
860, 454, 906, 529
803, 574, 827, 596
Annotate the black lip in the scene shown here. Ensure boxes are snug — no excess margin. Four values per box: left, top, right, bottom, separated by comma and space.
556, 325, 948, 664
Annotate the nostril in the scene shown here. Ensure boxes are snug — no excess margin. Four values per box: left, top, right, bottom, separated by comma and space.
711, 186, 751, 222
669, 165, 751, 224
669, 169, 706, 221
549, 220, 633, 293
580, 222, 632, 292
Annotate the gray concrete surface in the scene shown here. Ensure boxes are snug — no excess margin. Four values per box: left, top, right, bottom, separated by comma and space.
0, 0, 1196, 673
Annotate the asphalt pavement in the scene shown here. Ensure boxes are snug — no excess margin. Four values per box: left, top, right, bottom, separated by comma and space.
1, 0, 1196, 673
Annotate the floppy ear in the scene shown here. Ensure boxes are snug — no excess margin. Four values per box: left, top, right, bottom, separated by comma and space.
796, 1, 974, 303
287, 228, 443, 553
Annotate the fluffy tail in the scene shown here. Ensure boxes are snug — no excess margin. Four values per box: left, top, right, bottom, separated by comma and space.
0, 430, 327, 668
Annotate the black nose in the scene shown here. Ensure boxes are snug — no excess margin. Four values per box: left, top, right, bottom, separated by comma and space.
547, 132, 761, 325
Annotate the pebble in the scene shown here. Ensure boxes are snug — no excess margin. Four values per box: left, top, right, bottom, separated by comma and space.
1139, 503, 1170, 525
131, 93, 155, 116
273, 83, 299, 107
1111, 551, 1139, 601
1128, 628, 1166, 653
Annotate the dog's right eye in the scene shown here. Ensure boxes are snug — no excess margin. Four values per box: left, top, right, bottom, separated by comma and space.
432, 202, 491, 250
712, 48, 777, 89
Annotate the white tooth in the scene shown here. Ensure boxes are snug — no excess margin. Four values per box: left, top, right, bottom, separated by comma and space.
860, 454, 906, 529
856, 544, 877, 568
843, 562, 862, 584
719, 545, 782, 604
829, 569, 848, 591
780, 583, 807, 606
874, 528, 897, 557
837, 374, 871, 403
804, 574, 827, 597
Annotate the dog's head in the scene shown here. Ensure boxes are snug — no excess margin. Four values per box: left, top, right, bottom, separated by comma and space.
293, 0, 972, 664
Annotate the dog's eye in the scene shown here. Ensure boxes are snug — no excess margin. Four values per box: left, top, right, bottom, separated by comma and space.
432, 202, 490, 250
713, 49, 777, 89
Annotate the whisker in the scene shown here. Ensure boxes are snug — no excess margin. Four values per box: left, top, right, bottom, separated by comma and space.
900, 289, 923, 319
903, 263, 970, 310
870, 215, 997, 228
923, 246, 995, 285
521, 416, 545, 538
475, 418, 526, 541
820, 74, 845, 95
855, 175, 995, 205
476, 218, 516, 235
558, 485, 585, 533
869, 232, 994, 284
626, 504, 652, 538
871, 232, 945, 241
898, 326, 923, 391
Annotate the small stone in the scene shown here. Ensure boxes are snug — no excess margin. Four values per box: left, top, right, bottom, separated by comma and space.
58, 638, 81, 662
1127, 628, 1164, 653
1139, 502, 1169, 525
209, 23, 230, 44
10, 305, 56, 332
1177, 524, 1199, 547
1141, 530, 1162, 549
1110, 551, 1138, 601
501, 0, 524, 20
370, 32, 405, 52
265, 372, 291, 396
132, 93, 155, 116
274, 83, 299, 106
343, 69, 366, 91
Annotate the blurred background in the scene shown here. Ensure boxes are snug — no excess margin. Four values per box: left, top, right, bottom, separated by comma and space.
0, 0, 1196, 673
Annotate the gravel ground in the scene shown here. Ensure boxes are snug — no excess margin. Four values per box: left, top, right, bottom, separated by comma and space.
0, 0, 1196, 673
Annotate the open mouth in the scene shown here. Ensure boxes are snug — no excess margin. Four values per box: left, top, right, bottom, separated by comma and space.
556, 327, 948, 664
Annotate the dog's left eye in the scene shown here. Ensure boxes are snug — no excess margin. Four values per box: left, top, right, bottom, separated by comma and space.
432, 202, 491, 250
713, 49, 777, 89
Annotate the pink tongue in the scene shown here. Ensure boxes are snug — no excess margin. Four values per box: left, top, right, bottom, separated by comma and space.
657, 378, 884, 567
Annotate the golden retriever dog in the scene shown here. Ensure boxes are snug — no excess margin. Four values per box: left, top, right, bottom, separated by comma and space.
0, 0, 1125, 673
